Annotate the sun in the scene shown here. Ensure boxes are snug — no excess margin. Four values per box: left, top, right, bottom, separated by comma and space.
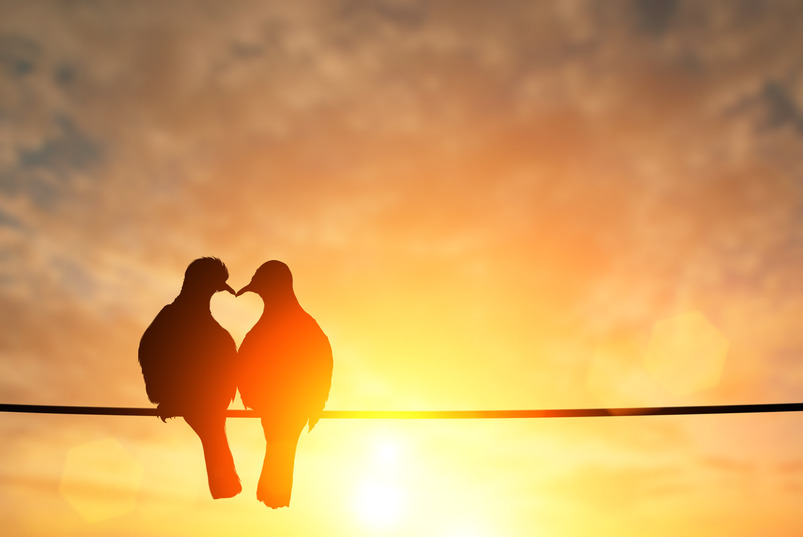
354, 480, 405, 527
352, 434, 407, 527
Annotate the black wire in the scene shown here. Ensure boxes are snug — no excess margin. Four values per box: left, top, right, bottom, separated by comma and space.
1, 402, 802, 419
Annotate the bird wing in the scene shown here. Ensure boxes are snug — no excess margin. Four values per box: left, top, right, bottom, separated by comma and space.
200, 320, 238, 407
303, 319, 332, 431
138, 305, 176, 404
305, 318, 333, 415
139, 304, 238, 409
237, 312, 333, 418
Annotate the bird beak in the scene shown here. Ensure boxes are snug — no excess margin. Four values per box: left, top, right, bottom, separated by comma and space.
235, 282, 254, 297
221, 283, 236, 295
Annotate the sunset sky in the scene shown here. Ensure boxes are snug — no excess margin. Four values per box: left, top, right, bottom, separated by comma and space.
2, 1, 803, 535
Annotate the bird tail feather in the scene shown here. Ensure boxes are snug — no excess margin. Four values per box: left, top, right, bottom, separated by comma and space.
185, 415, 242, 499
257, 439, 298, 508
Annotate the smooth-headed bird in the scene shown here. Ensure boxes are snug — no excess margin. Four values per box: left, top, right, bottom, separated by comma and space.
236, 260, 333, 508
138, 257, 242, 499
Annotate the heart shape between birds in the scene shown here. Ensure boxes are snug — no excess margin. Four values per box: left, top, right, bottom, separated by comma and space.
209, 288, 263, 345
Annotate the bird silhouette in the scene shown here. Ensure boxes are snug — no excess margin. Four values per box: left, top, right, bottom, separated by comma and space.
236, 260, 333, 508
138, 257, 242, 499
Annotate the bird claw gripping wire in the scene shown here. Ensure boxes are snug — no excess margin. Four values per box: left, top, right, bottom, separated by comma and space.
156, 403, 179, 422
308, 416, 319, 432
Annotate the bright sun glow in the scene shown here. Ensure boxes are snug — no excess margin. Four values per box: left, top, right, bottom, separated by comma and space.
374, 436, 402, 465
354, 480, 405, 527
353, 435, 408, 527
444, 526, 487, 537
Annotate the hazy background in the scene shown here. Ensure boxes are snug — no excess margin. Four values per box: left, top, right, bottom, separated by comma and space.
1, 1, 803, 535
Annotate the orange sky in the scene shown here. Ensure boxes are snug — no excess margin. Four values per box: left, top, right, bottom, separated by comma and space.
2, 1, 803, 536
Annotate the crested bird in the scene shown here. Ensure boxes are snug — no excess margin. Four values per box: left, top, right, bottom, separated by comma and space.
138, 257, 242, 499
236, 260, 333, 508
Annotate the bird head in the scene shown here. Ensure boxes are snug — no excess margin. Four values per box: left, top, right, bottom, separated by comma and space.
236, 260, 293, 298
181, 257, 235, 297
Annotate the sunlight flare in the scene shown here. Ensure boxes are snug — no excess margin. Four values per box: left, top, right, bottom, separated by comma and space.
352, 433, 409, 527
59, 438, 143, 523
354, 480, 406, 527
